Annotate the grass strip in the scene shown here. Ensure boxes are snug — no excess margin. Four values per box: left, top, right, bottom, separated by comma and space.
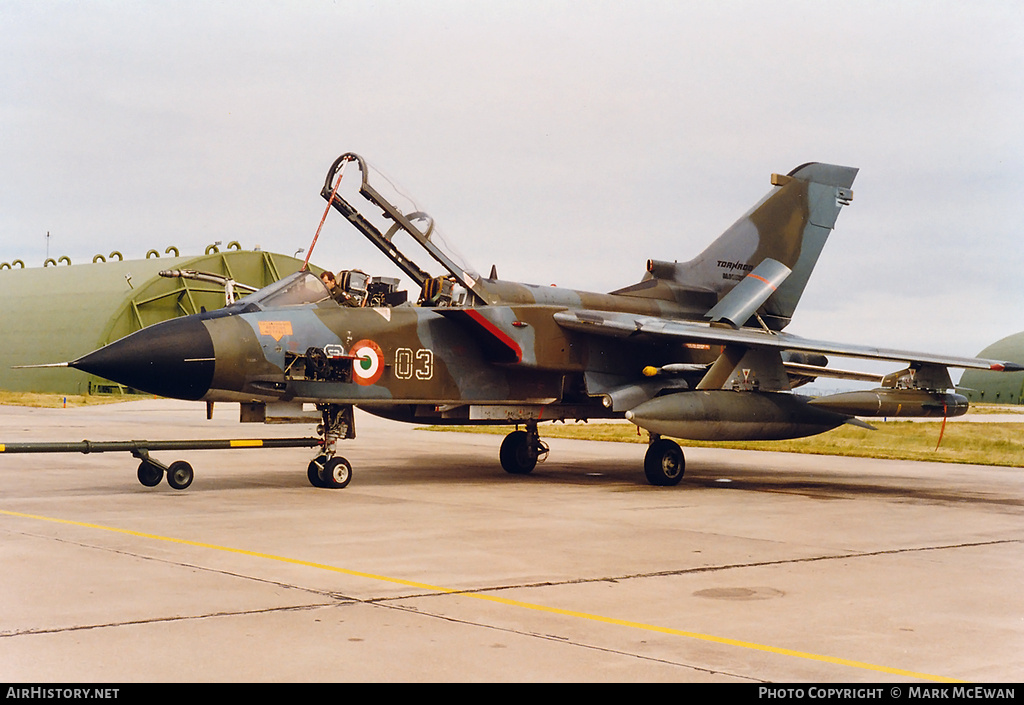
0, 392, 131, 408
423, 420, 1024, 468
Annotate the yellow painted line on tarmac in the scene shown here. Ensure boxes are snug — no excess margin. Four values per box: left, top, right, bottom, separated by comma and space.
1, 508, 963, 683
0, 509, 443, 592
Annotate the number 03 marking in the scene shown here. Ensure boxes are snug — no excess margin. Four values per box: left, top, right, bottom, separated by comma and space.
395, 348, 434, 380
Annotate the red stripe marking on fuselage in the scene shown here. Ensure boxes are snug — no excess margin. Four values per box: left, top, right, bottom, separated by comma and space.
465, 310, 523, 363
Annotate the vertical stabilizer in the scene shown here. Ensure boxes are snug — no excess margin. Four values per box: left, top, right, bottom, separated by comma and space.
659, 162, 857, 330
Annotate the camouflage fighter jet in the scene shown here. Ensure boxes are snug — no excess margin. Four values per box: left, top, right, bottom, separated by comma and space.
49, 153, 1024, 489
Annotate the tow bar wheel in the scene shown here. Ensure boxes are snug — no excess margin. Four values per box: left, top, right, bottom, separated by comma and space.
137, 461, 164, 487
166, 460, 195, 490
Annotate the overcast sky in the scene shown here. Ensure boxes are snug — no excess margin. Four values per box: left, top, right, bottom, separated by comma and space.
3, 1, 1023, 363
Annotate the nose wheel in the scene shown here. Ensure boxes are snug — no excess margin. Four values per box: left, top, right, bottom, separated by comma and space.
307, 453, 353, 488
307, 404, 356, 488
321, 456, 352, 488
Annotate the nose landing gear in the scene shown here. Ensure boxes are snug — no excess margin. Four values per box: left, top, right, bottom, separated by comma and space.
307, 403, 356, 489
499, 420, 549, 475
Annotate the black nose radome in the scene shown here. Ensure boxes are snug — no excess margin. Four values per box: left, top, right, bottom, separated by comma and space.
71, 316, 215, 400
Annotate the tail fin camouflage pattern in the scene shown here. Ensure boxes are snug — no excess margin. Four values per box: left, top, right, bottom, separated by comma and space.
651, 162, 857, 330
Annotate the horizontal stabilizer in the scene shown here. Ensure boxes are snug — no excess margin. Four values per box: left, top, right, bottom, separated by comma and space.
705, 258, 791, 328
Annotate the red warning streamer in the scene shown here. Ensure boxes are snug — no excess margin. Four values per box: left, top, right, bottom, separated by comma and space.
302, 160, 347, 271
935, 404, 948, 451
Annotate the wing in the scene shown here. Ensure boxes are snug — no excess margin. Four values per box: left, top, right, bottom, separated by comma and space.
553, 309, 1022, 375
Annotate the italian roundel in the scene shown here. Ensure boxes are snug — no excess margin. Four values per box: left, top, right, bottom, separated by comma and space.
351, 339, 385, 386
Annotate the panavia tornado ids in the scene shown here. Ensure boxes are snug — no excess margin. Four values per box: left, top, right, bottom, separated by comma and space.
25, 153, 1022, 489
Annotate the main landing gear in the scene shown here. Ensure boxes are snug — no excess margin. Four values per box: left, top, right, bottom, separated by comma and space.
307, 403, 356, 489
499, 420, 549, 475
496, 423, 684, 486
644, 434, 685, 486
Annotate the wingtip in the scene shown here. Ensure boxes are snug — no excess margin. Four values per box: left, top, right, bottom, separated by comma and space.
991, 362, 1024, 372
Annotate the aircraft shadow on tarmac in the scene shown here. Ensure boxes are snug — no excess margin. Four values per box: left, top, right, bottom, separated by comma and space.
124, 444, 1024, 511
683, 475, 1024, 509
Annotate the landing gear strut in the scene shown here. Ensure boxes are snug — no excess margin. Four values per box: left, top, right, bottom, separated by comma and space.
644, 434, 685, 486
308, 403, 356, 488
500, 420, 549, 475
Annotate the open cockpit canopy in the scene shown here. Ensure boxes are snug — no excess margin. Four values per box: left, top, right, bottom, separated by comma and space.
313, 153, 493, 305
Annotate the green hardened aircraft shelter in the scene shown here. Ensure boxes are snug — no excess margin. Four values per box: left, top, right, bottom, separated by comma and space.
959, 332, 1024, 405
1, 247, 319, 395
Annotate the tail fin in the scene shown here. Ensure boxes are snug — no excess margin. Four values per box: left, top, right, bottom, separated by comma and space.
655, 162, 857, 330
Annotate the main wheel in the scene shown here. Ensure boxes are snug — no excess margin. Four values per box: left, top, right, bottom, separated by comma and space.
644, 439, 685, 486
320, 456, 352, 489
166, 460, 194, 490
500, 430, 537, 475
137, 461, 163, 487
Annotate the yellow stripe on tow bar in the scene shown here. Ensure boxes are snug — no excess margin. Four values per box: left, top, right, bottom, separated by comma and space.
229, 440, 264, 448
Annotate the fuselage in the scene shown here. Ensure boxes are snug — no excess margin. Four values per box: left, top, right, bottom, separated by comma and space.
70, 272, 722, 422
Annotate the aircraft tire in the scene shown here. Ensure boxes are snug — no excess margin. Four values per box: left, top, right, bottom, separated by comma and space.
307, 456, 329, 488
137, 461, 164, 487
166, 460, 194, 490
644, 439, 684, 486
320, 456, 352, 489
500, 430, 537, 475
